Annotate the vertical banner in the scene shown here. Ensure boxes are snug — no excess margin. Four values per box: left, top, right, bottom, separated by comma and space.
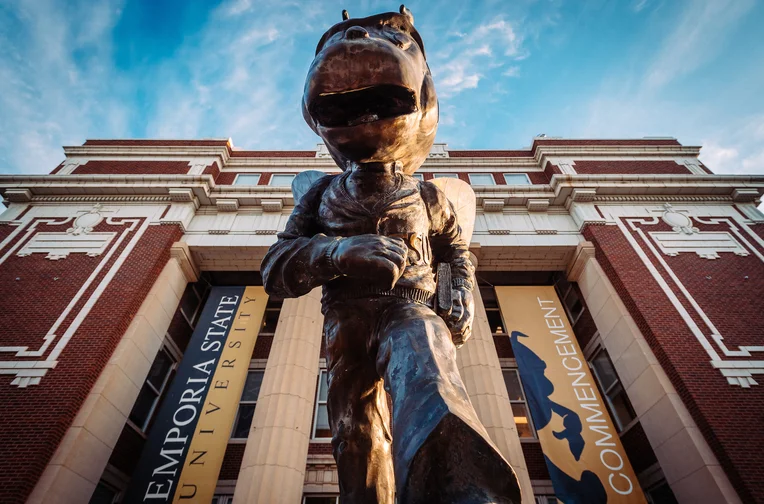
496, 286, 645, 504
124, 286, 268, 503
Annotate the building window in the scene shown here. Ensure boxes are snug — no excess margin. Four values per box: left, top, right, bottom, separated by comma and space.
303, 496, 339, 504
589, 347, 636, 431
259, 298, 283, 335
269, 174, 296, 186
312, 369, 331, 439
411, 173, 424, 181
535, 496, 559, 504
231, 370, 265, 439
212, 495, 234, 504
89, 481, 121, 504
433, 173, 459, 178
502, 369, 536, 438
554, 276, 585, 325
233, 174, 261, 185
645, 480, 678, 504
179, 283, 205, 327
129, 342, 180, 432
503, 173, 531, 185
468, 173, 496, 185
481, 285, 506, 334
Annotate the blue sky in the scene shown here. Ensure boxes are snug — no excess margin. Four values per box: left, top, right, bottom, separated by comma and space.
1, 0, 763, 175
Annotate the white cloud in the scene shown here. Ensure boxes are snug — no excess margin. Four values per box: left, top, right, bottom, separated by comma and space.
632, 0, 649, 13
645, 0, 754, 89
0, 0, 128, 174
699, 116, 764, 175
430, 16, 526, 97
503, 66, 520, 77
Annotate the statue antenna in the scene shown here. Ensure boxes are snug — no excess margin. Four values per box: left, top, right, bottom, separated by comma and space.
400, 5, 414, 24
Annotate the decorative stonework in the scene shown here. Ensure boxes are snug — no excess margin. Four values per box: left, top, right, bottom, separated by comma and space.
600, 203, 764, 387
660, 204, 697, 234
16, 204, 117, 260
650, 205, 749, 260
0, 203, 168, 386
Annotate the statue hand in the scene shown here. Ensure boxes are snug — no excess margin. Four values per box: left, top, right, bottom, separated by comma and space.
447, 287, 474, 347
332, 235, 408, 288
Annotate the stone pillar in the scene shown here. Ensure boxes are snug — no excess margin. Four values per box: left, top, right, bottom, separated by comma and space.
570, 244, 740, 503
234, 288, 324, 504
456, 268, 535, 503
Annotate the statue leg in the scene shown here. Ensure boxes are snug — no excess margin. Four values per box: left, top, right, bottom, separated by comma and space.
324, 303, 395, 504
375, 300, 521, 504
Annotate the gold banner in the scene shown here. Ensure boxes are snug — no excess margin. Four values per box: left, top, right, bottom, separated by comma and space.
173, 286, 268, 503
496, 286, 645, 504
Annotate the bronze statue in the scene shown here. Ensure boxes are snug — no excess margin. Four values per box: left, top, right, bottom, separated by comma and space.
261, 6, 521, 503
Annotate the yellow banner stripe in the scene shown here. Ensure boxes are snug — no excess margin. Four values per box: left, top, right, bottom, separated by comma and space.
173, 286, 267, 503
496, 286, 646, 503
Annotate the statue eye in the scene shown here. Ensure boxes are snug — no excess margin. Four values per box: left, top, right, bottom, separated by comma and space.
385, 30, 412, 49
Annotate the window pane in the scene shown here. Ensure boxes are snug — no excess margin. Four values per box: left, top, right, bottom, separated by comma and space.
89, 481, 118, 504
234, 174, 261, 185
503, 370, 525, 401
232, 404, 256, 438
487, 310, 505, 334
433, 173, 458, 178
270, 174, 295, 186
468, 173, 495, 185
554, 275, 571, 299
411, 173, 424, 181
608, 386, 636, 428
304, 497, 338, 504
480, 286, 498, 309
315, 404, 331, 438
179, 284, 201, 322
564, 289, 583, 321
129, 383, 158, 428
647, 481, 678, 504
318, 372, 329, 402
591, 351, 618, 391
260, 309, 280, 335
511, 403, 534, 438
241, 371, 264, 402
504, 173, 530, 185
146, 349, 173, 390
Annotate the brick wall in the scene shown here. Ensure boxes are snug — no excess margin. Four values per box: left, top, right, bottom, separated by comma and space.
572, 160, 692, 175
0, 222, 182, 503
71, 160, 192, 175
219, 444, 246, 480
584, 223, 764, 502
522, 442, 550, 479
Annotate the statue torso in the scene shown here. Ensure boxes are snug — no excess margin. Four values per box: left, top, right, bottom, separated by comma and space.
317, 171, 436, 293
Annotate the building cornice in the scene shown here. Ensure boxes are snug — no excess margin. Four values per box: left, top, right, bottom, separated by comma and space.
2, 174, 762, 211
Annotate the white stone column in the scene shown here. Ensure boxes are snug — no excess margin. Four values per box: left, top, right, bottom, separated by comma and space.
27, 257, 190, 504
570, 242, 740, 503
233, 288, 324, 504
456, 273, 535, 503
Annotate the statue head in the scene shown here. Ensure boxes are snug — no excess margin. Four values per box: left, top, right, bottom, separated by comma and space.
303, 5, 438, 174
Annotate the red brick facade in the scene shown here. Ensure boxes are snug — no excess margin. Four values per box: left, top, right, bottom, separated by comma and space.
0, 221, 182, 503
71, 160, 193, 175
584, 222, 764, 502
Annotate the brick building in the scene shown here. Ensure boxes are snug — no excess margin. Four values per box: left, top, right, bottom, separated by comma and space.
0, 136, 762, 503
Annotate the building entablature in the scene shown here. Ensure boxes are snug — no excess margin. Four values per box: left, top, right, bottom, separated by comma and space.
2, 173, 761, 212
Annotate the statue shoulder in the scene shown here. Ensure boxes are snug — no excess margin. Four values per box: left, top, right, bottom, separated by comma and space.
419, 178, 448, 204
293, 171, 337, 207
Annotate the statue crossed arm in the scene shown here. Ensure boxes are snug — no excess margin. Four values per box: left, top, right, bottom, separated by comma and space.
262, 174, 476, 345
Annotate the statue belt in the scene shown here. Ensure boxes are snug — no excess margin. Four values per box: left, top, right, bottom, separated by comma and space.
331, 285, 435, 306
